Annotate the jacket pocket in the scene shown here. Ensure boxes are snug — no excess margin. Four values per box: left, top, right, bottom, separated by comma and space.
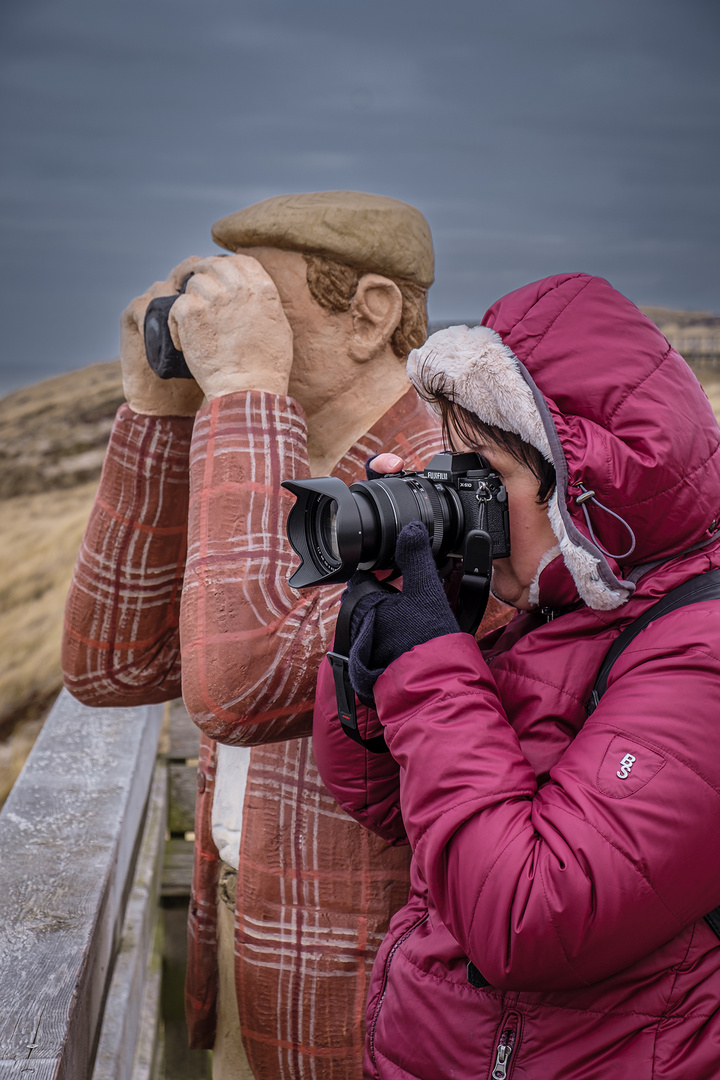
489, 1010, 522, 1079
368, 911, 430, 1068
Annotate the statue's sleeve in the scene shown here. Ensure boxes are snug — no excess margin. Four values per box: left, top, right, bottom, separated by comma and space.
62, 404, 194, 705
181, 390, 345, 745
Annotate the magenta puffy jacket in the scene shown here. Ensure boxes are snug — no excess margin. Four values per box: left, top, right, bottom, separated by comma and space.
313, 274, 720, 1079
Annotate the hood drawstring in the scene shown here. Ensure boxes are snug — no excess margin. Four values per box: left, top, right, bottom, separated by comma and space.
575, 485, 637, 562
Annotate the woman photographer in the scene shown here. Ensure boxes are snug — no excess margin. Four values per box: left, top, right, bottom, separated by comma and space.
312, 272, 720, 1078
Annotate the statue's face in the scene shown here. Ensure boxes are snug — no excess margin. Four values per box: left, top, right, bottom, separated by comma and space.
234, 246, 352, 404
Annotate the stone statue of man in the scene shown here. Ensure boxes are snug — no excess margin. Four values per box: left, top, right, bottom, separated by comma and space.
63, 191, 507, 1077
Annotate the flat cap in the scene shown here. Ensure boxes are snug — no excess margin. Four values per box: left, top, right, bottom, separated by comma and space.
211, 190, 434, 288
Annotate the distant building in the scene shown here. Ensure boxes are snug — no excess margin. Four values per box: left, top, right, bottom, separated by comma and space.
640, 308, 720, 372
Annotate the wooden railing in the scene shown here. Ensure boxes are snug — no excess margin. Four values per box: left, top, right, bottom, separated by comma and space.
0, 691, 206, 1080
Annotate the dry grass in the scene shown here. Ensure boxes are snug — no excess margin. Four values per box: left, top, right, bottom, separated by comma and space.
0, 481, 99, 723
0, 361, 124, 801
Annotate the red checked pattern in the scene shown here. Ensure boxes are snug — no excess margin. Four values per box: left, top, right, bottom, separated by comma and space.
63, 388, 509, 1076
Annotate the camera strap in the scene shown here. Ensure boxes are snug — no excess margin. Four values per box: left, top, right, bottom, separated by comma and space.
327, 578, 399, 754
455, 529, 493, 637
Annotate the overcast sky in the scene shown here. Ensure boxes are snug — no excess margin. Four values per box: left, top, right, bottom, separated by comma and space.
1, 0, 718, 395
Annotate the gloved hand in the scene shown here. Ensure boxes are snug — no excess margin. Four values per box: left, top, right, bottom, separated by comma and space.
347, 520, 460, 707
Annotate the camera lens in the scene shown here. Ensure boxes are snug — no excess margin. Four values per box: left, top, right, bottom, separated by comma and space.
317, 497, 341, 564
282, 457, 472, 589
350, 475, 463, 571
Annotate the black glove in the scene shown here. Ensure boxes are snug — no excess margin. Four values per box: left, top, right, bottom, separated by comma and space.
346, 520, 460, 706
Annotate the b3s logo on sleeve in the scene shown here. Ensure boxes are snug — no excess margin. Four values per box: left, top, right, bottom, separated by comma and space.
616, 753, 636, 779
597, 736, 665, 798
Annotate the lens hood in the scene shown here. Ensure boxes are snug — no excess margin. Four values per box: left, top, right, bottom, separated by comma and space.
282, 477, 364, 588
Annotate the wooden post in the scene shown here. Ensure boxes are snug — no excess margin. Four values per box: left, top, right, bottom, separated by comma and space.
0, 690, 163, 1080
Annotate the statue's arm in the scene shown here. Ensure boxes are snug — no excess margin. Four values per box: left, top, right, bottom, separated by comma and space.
180, 390, 344, 744
63, 258, 209, 706
62, 405, 194, 705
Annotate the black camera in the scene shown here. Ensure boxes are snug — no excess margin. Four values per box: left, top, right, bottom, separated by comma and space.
283, 452, 511, 748
143, 273, 195, 380
282, 451, 510, 629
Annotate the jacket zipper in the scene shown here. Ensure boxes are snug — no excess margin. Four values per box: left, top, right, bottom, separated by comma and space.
369, 912, 429, 1065
490, 1011, 520, 1079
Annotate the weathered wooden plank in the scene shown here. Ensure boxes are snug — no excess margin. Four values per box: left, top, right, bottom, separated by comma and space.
168, 763, 197, 835
129, 927, 163, 1080
0, 689, 163, 1080
167, 699, 200, 762
91, 764, 167, 1080
161, 838, 194, 898
0, 1063, 61, 1079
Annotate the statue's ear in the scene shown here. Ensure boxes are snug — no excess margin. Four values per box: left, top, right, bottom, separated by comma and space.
348, 274, 403, 362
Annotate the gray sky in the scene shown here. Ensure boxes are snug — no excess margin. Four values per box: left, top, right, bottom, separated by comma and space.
1, 0, 718, 395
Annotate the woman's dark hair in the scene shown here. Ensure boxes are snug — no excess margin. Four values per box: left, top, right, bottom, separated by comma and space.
425, 381, 556, 504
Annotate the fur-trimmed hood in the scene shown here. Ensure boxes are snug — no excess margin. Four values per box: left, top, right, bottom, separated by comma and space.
408, 273, 720, 610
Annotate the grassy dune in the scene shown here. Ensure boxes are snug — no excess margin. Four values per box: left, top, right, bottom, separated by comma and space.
0, 308, 717, 802
0, 482, 101, 722
0, 361, 125, 800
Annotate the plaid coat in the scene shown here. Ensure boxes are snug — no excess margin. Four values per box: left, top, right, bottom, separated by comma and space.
180, 389, 444, 1074
65, 388, 504, 1077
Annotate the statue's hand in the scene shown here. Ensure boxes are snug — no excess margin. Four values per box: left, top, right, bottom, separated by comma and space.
120, 256, 207, 416
168, 254, 294, 401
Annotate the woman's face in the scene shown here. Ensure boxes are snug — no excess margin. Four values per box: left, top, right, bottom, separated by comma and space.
474, 443, 557, 611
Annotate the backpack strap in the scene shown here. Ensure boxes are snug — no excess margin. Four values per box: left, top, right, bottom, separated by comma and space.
587, 567, 720, 941
588, 567, 720, 716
